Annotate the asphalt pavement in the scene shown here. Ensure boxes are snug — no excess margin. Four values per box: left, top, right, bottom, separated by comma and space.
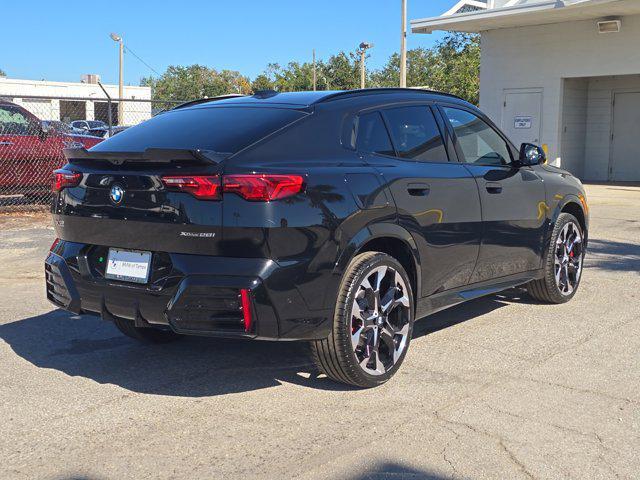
1, 184, 638, 479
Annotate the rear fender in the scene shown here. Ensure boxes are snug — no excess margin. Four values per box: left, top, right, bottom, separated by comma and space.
324, 222, 421, 311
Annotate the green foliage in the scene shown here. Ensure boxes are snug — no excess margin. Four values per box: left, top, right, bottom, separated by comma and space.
0, 68, 6, 77
143, 33, 480, 105
142, 65, 251, 102
426, 33, 480, 105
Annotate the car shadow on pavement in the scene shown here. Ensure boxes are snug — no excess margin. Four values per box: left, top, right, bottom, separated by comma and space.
55, 462, 447, 480
413, 287, 533, 339
1, 290, 528, 397
585, 238, 640, 273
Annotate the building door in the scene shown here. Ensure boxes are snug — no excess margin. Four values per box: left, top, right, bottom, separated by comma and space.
94, 101, 118, 126
611, 92, 640, 181
59, 100, 86, 123
501, 89, 542, 149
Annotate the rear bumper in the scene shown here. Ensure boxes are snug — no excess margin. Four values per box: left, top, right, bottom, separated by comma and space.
45, 240, 333, 341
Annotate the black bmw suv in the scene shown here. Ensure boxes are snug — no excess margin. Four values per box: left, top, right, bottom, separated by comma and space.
46, 89, 588, 388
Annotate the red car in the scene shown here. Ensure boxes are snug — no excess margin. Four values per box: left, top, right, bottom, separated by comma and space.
0, 100, 102, 199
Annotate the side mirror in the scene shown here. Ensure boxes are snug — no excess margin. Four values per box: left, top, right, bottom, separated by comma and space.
519, 143, 546, 166
39, 122, 53, 140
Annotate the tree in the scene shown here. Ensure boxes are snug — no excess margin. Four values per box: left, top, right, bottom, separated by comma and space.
370, 47, 435, 89
426, 33, 480, 104
321, 51, 361, 90
142, 34, 480, 105
370, 34, 479, 104
142, 65, 251, 102
0, 68, 6, 77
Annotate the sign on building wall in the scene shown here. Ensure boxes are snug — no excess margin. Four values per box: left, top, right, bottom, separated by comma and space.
514, 116, 533, 129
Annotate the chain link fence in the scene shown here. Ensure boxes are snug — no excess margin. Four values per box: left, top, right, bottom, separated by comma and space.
0, 95, 188, 211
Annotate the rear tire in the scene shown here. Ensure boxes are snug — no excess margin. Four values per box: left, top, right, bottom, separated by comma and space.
311, 252, 414, 388
527, 212, 585, 304
112, 316, 182, 343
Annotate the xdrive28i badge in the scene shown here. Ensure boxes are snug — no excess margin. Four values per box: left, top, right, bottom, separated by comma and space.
110, 184, 124, 205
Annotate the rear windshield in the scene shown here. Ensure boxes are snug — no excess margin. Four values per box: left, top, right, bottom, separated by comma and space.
91, 107, 307, 154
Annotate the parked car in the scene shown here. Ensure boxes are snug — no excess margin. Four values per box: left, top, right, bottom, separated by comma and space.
42, 120, 85, 136
70, 120, 109, 138
0, 101, 103, 198
105, 125, 130, 138
46, 89, 588, 388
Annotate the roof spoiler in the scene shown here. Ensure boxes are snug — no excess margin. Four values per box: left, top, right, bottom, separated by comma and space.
63, 147, 228, 165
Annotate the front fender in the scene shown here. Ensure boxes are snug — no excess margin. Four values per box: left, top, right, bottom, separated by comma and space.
548, 193, 589, 248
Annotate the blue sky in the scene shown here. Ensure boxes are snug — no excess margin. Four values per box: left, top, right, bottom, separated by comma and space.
2, 0, 453, 86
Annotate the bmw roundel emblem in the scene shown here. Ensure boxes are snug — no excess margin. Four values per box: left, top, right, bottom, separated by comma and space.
110, 184, 124, 205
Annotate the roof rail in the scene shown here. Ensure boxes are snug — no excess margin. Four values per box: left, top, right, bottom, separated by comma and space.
172, 94, 246, 110
313, 88, 465, 104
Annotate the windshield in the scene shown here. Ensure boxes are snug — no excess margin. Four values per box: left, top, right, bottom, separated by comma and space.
90, 106, 307, 154
87, 121, 107, 128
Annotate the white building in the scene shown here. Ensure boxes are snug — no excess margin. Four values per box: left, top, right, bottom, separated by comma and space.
412, 0, 640, 181
0, 76, 152, 126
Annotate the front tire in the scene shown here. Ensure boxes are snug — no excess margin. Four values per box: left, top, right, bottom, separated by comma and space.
311, 252, 414, 388
113, 316, 182, 343
527, 213, 585, 304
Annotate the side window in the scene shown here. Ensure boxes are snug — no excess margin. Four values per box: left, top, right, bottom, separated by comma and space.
354, 111, 394, 156
442, 107, 512, 166
382, 106, 448, 162
0, 106, 37, 135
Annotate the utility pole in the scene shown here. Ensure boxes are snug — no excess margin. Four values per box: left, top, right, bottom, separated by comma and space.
400, 0, 407, 88
110, 33, 124, 125
312, 49, 317, 91
358, 42, 374, 89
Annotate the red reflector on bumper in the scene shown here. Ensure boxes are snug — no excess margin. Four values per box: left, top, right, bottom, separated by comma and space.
240, 288, 252, 333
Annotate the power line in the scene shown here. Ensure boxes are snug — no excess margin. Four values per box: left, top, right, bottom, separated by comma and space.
123, 45, 161, 77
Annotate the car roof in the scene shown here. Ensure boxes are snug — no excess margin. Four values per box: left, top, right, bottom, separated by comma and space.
180, 88, 469, 110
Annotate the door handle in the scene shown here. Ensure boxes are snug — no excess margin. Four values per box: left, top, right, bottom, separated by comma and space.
485, 182, 503, 194
407, 183, 430, 196
0, 141, 14, 146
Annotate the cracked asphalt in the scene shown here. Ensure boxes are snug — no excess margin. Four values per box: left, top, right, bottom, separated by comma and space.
0, 184, 638, 480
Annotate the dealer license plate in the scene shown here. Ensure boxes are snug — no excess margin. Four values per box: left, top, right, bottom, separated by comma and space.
104, 248, 152, 284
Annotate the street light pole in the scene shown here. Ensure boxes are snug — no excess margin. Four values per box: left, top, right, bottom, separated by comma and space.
312, 49, 317, 91
358, 42, 374, 89
400, 0, 407, 88
110, 33, 124, 125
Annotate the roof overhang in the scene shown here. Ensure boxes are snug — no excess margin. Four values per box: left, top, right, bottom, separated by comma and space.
411, 0, 640, 34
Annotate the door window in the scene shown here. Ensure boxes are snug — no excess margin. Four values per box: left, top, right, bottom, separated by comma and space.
354, 111, 394, 156
383, 106, 448, 162
443, 107, 512, 166
0, 105, 38, 135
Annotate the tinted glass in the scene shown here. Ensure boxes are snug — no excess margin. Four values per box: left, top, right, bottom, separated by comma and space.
0, 105, 38, 135
91, 107, 307, 153
383, 106, 447, 162
443, 107, 512, 165
355, 112, 394, 156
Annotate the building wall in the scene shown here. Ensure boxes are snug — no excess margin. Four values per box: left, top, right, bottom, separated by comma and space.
584, 75, 640, 180
479, 14, 640, 180
560, 78, 588, 178
0, 78, 152, 126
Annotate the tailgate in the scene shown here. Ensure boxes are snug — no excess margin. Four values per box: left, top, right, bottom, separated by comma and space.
52, 149, 225, 256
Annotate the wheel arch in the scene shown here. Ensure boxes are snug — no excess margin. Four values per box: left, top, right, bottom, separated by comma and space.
332, 223, 421, 306
553, 195, 588, 246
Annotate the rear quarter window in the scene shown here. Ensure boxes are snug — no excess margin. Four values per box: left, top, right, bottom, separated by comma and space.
90, 107, 307, 154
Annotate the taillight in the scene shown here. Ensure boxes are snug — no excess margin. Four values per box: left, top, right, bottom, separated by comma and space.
52, 170, 82, 192
223, 174, 304, 201
161, 175, 221, 200
161, 174, 304, 202
50, 238, 60, 252
239, 288, 253, 332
